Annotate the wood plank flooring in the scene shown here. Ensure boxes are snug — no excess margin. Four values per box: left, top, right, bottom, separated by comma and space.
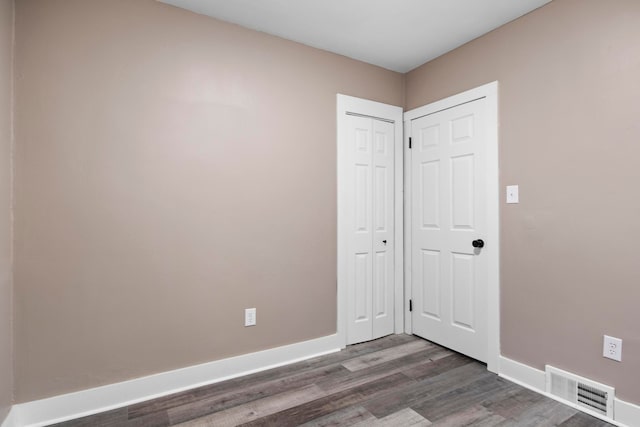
51, 335, 612, 426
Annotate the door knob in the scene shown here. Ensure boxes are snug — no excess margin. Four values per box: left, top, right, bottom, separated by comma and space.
382, 240, 387, 245
472, 239, 485, 248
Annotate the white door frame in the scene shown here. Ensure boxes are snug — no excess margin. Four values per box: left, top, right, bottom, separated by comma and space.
403, 81, 500, 373
337, 94, 404, 348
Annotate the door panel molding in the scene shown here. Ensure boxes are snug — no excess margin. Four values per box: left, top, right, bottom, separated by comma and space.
403, 81, 500, 373
337, 94, 403, 348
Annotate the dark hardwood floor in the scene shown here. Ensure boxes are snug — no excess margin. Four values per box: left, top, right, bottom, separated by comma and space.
51, 334, 612, 426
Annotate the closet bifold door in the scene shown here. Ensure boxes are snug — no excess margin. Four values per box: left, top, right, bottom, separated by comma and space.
346, 115, 394, 345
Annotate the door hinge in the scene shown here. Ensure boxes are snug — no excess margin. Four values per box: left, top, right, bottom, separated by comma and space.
409, 299, 413, 312
409, 137, 412, 149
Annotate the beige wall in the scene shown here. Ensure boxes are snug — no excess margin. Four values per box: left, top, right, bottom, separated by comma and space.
0, 0, 13, 420
14, 0, 640, 409
13, 0, 403, 402
406, 0, 640, 404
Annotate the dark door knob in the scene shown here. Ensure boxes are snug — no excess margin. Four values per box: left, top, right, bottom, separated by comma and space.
382, 240, 387, 245
472, 239, 485, 248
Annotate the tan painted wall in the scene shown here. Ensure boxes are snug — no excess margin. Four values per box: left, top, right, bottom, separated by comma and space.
0, 0, 13, 420
13, 0, 403, 402
406, 0, 640, 404
15, 0, 639, 408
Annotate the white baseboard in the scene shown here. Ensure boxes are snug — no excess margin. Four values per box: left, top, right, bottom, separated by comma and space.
498, 356, 546, 393
615, 398, 640, 427
1, 407, 18, 427
11, 334, 341, 427
499, 356, 640, 427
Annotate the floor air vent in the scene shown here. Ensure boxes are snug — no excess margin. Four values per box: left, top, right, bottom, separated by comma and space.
546, 366, 614, 418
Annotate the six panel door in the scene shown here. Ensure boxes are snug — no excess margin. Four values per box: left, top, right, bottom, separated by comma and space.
410, 99, 488, 362
346, 115, 395, 345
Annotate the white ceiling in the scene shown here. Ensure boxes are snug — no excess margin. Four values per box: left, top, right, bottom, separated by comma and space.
158, 0, 551, 73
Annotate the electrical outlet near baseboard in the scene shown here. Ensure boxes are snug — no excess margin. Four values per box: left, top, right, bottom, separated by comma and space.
245, 308, 256, 327
603, 335, 622, 362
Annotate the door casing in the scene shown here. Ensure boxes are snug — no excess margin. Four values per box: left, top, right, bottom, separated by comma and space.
337, 94, 404, 348
403, 81, 500, 373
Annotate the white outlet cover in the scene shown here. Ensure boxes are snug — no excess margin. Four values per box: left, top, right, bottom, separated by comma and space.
506, 185, 519, 204
603, 335, 622, 362
245, 308, 256, 327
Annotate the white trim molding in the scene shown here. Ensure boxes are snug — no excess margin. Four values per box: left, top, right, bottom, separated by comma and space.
615, 399, 640, 427
9, 334, 340, 427
499, 356, 640, 427
1, 408, 18, 427
402, 118, 412, 334
403, 81, 500, 373
498, 356, 546, 392
336, 94, 404, 346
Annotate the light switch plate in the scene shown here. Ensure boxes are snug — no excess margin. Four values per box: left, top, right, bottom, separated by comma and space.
506, 185, 519, 204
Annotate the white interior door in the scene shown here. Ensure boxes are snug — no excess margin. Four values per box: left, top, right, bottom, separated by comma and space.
410, 98, 488, 362
346, 115, 395, 345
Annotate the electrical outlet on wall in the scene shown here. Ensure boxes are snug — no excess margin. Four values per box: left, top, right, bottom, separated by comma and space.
245, 308, 256, 327
603, 335, 622, 362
